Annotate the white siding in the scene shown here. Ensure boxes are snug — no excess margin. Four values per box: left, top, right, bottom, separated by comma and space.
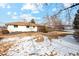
7, 25, 37, 32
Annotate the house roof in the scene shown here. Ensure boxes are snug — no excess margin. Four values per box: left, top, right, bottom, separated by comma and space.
6, 22, 37, 26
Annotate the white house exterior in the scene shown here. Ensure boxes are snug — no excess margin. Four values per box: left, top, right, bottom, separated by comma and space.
6, 22, 37, 32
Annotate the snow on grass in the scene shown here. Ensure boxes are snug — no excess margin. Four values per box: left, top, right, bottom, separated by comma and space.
6, 36, 58, 56
0, 35, 79, 56
51, 35, 79, 56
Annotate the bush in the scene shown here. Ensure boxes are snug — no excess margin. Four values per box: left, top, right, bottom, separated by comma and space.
73, 9, 79, 29
2, 29, 9, 34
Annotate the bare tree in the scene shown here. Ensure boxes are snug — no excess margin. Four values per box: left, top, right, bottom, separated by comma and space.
50, 15, 64, 30
43, 3, 64, 31
43, 3, 79, 31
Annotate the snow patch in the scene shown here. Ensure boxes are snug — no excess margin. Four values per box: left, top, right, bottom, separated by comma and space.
0, 35, 79, 56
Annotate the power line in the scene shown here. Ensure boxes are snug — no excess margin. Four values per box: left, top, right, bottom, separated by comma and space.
54, 3, 79, 16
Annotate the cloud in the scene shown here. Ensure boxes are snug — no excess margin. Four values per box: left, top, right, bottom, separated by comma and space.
52, 8, 57, 12
19, 14, 40, 22
21, 3, 43, 14
7, 12, 11, 15
0, 3, 9, 8
20, 14, 35, 21
9, 12, 18, 19
0, 3, 11, 9
21, 3, 37, 11
36, 17, 41, 20
32, 10, 39, 13
63, 3, 72, 8
13, 12, 17, 15
0, 3, 7, 8
7, 12, 17, 16
11, 15, 17, 19
7, 5, 11, 8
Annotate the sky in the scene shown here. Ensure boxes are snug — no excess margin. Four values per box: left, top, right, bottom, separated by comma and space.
0, 3, 79, 24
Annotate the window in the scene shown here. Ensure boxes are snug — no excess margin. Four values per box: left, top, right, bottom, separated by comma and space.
14, 25, 18, 28
26, 26, 29, 28
33, 26, 35, 28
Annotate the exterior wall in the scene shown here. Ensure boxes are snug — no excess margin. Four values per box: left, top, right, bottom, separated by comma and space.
7, 25, 37, 32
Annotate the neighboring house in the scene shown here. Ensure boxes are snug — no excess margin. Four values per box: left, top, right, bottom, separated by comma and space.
5, 22, 37, 33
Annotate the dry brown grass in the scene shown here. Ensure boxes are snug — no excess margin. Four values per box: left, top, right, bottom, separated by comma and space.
0, 42, 14, 56
16, 32, 44, 42
42, 31, 72, 40
0, 31, 73, 56
0, 32, 45, 42
34, 34, 44, 42
0, 31, 71, 56
0, 31, 72, 41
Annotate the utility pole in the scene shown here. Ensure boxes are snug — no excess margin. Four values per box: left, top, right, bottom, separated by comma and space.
67, 9, 71, 25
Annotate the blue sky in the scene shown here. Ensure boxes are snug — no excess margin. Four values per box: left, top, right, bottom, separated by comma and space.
0, 3, 78, 24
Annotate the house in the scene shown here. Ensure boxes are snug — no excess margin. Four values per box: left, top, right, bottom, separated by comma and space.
5, 22, 37, 33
